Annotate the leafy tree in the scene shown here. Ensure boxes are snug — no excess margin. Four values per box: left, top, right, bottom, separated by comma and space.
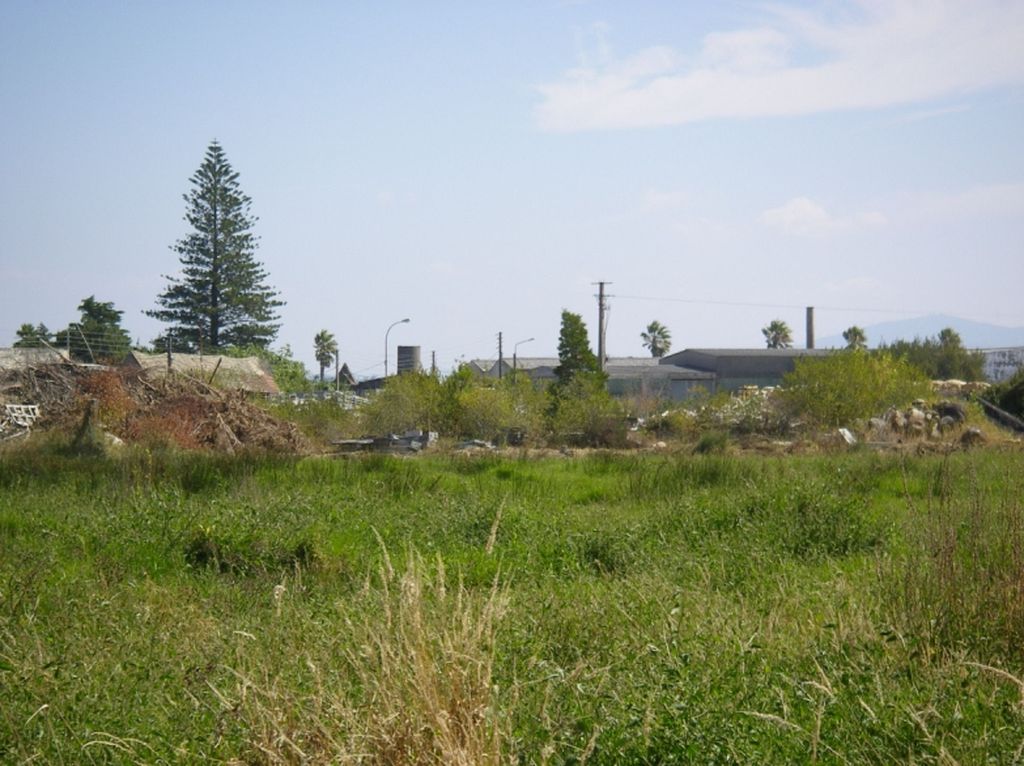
640, 320, 672, 358
843, 326, 867, 350
147, 141, 283, 352
54, 296, 131, 363
13, 323, 51, 348
762, 319, 793, 349
360, 372, 443, 434
313, 330, 338, 384
781, 351, 929, 427
879, 327, 984, 381
555, 310, 601, 387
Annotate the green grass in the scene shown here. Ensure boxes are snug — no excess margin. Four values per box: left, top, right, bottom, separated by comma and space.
1, 446, 1022, 763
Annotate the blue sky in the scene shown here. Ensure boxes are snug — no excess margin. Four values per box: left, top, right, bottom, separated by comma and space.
2, 1, 1022, 375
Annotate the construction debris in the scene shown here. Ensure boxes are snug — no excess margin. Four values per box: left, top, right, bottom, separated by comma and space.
0, 364, 309, 453
333, 430, 437, 454
0, 404, 40, 441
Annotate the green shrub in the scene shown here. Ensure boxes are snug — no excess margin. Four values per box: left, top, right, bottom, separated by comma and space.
549, 373, 627, 447
456, 376, 546, 443
781, 350, 929, 427
359, 372, 444, 434
693, 430, 728, 454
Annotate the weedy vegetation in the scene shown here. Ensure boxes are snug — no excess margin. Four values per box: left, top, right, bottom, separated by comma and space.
1, 443, 1022, 763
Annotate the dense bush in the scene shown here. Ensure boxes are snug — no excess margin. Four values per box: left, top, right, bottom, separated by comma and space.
548, 372, 627, 446
359, 372, 445, 434
781, 350, 929, 427
456, 376, 546, 443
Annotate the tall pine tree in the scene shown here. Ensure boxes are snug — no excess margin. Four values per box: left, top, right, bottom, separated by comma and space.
148, 141, 282, 352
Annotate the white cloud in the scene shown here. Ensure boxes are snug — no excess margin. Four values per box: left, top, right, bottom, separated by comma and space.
759, 197, 886, 236
536, 1, 1024, 131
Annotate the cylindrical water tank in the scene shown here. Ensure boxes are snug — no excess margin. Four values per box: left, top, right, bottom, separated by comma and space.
397, 345, 421, 374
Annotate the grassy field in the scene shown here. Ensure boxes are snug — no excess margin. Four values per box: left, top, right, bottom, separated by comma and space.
1, 446, 1023, 764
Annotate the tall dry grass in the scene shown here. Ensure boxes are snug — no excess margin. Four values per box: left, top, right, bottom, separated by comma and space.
233, 551, 509, 765
892, 458, 1024, 662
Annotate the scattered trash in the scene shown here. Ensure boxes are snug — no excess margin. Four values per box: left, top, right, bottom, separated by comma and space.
455, 439, 494, 451
333, 429, 437, 454
0, 404, 40, 441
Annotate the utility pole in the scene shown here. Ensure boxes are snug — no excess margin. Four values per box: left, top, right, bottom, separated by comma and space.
593, 281, 611, 371
334, 349, 340, 392
497, 332, 504, 380
431, 351, 437, 376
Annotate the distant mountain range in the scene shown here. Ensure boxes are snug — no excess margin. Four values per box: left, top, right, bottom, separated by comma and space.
818, 314, 1024, 350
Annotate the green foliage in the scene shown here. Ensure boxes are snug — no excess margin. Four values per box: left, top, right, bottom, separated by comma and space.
456, 376, 546, 443
2, 450, 1024, 762
741, 477, 882, 558
549, 372, 626, 446
147, 141, 283, 352
222, 344, 311, 393
880, 327, 985, 381
360, 371, 444, 434
53, 295, 131, 363
762, 318, 793, 348
781, 350, 929, 426
890, 460, 1024, 661
694, 430, 728, 454
13, 322, 50, 348
268, 398, 361, 444
640, 320, 671, 357
555, 310, 600, 387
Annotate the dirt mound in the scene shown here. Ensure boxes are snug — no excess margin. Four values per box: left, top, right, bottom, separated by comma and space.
1, 364, 309, 453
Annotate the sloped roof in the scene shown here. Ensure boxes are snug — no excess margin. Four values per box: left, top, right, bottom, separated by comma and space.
0, 347, 69, 371
125, 350, 280, 395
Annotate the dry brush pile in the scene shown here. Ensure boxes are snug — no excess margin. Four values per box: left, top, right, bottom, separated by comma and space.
0, 364, 309, 453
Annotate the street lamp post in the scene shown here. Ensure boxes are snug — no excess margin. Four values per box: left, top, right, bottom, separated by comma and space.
384, 318, 410, 377
513, 337, 534, 377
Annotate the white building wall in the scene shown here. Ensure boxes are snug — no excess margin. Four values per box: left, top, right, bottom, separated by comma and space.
983, 348, 1024, 382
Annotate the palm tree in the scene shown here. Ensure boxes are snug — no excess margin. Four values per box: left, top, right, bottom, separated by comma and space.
313, 329, 338, 384
761, 319, 793, 349
842, 325, 867, 350
640, 320, 672, 358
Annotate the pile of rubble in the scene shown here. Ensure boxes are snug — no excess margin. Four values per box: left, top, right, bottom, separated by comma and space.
867, 399, 984, 445
0, 364, 309, 453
